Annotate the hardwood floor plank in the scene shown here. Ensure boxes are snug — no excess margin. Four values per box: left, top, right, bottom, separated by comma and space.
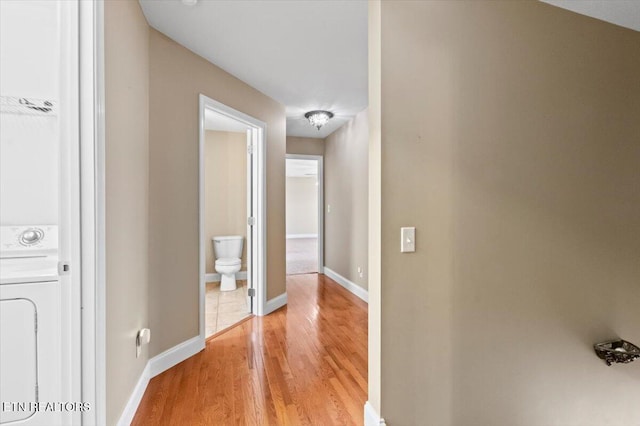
132, 273, 367, 425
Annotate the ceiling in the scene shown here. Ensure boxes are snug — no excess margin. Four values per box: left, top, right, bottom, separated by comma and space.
286, 159, 318, 178
138, 0, 368, 139
139, 0, 636, 140
541, 0, 640, 32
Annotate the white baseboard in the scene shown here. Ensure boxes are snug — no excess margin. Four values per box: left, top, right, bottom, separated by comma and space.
149, 335, 204, 377
364, 401, 386, 426
323, 267, 368, 303
204, 270, 248, 283
263, 292, 288, 315
117, 336, 204, 425
286, 234, 318, 239
116, 362, 151, 426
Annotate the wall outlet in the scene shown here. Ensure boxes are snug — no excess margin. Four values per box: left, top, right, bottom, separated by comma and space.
357, 267, 364, 278
327, 204, 331, 213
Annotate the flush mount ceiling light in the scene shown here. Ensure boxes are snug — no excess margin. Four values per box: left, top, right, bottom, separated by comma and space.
304, 110, 334, 130
181, 0, 198, 5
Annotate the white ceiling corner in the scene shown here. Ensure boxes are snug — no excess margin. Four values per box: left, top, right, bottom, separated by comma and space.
138, 0, 368, 139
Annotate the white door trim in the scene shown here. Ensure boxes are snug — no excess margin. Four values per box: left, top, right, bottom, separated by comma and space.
79, 0, 105, 424
59, 1, 82, 424
285, 154, 324, 273
198, 95, 267, 347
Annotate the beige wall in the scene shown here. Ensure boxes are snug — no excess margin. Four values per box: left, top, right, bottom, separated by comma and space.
148, 29, 287, 356
205, 130, 247, 273
378, 1, 640, 425
286, 176, 318, 236
286, 136, 325, 155
324, 110, 369, 289
104, 1, 149, 424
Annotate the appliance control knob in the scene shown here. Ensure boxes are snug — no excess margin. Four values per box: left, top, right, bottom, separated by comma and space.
20, 228, 44, 246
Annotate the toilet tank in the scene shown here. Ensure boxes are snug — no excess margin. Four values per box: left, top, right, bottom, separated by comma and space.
212, 236, 243, 259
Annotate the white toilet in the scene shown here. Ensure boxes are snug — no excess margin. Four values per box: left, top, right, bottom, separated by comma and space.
213, 235, 243, 291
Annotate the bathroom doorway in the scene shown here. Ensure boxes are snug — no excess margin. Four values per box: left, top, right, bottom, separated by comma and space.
285, 155, 324, 275
199, 95, 266, 340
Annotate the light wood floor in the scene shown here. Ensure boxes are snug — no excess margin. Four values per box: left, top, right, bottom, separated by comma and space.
132, 273, 368, 425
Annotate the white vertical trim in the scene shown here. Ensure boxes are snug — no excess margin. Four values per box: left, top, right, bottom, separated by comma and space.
198, 98, 206, 350
79, 0, 106, 425
60, 0, 87, 424
317, 156, 324, 272
323, 267, 369, 303
257, 125, 267, 316
199, 95, 268, 352
285, 154, 324, 272
364, 401, 386, 426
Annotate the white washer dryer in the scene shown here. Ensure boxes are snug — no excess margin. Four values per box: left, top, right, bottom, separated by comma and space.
0, 226, 62, 426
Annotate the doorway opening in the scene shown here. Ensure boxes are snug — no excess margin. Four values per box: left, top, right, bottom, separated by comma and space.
285, 155, 323, 275
199, 95, 266, 341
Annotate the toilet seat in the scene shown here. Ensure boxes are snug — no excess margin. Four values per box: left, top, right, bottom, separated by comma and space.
215, 257, 241, 267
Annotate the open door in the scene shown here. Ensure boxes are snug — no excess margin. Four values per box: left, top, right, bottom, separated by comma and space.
199, 94, 266, 343
247, 129, 256, 314
247, 127, 265, 315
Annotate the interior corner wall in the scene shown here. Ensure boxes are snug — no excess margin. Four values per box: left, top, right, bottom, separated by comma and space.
380, 1, 640, 425
148, 29, 287, 357
324, 109, 369, 289
104, 1, 149, 424
286, 136, 325, 156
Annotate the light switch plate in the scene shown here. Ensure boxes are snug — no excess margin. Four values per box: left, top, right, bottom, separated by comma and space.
401, 227, 415, 253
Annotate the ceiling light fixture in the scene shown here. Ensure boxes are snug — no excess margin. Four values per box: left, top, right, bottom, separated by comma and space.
181, 0, 198, 6
304, 110, 334, 130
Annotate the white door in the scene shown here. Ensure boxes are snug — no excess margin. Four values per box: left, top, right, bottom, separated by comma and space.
246, 130, 253, 313
246, 128, 259, 314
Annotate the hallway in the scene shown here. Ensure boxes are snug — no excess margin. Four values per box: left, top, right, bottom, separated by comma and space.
132, 274, 368, 425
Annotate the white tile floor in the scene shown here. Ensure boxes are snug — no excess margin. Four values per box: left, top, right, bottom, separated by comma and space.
206, 280, 250, 337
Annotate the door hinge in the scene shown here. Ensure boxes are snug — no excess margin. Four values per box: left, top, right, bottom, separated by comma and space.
247, 143, 254, 154
248, 217, 255, 226
248, 288, 255, 297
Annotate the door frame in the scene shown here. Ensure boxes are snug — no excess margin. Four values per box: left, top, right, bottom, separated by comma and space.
198, 95, 267, 344
285, 154, 324, 273
78, 0, 105, 424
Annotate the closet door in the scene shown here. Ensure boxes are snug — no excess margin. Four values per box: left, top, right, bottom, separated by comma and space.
0, 1, 82, 425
